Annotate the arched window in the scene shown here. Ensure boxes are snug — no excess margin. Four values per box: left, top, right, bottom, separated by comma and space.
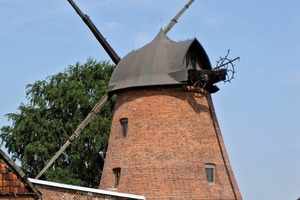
205, 164, 215, 183
119, 118, 128, 137
184, 50, 204, 70
113, 168, 121, 188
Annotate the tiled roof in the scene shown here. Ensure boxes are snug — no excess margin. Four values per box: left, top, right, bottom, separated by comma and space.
0, 161, 29, 194
0, 149, 42, 199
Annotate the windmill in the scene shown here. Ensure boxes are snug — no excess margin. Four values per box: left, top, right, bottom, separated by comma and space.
36, 1, 241, 199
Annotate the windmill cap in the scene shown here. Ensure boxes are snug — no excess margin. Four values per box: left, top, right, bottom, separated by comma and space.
108, 30, 212, 93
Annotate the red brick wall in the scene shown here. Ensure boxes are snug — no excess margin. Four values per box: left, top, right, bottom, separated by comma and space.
34, 184, 140, 200
100, 86, 242, 199
0, 197, 34, 200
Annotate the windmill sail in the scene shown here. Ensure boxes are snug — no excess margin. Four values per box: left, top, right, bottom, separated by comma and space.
163, 0, 195, 34
35, 94, 108, 179
67, 0, 120, 64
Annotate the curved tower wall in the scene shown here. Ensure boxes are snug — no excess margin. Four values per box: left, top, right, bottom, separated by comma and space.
100, 86, 241, 200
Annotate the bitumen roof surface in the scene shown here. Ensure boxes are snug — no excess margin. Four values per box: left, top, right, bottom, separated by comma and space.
108, 29, 212, 93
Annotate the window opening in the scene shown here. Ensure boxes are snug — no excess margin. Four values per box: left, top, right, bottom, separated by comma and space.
120, 118, 128, 137
184, 50, 204, 70
113, 168, 121, 188
205, 164, 215, 183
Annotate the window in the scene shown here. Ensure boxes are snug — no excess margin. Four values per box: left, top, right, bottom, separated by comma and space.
205, 164, 215, 183
113, 168, 121, 188
184, 51, 204, 70
119, 118, 128, 137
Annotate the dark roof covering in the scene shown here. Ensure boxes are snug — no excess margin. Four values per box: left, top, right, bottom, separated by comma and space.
0, 149, 42, 199
108, 29, 212, 93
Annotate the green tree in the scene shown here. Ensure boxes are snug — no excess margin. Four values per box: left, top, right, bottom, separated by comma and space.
0, 59, 115, 187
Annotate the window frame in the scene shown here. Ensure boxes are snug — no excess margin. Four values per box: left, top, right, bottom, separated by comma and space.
119, 118, 128, 137
204, 164, 215, 183
113, 168, 121, 188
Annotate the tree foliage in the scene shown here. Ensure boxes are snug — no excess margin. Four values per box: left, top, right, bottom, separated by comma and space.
0, 59, 115, 187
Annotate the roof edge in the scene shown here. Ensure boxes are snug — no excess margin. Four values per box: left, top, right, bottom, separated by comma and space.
0, 149, 42, 200
29, 178, 146, 200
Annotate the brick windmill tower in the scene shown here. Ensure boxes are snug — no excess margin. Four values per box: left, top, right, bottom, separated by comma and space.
99, 4, 242, 200
99, 28, 241, 199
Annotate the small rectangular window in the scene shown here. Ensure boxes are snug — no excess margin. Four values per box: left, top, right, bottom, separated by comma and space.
120, 118, 128, 137
205, 164, 215, 183
113, 168, 121, 188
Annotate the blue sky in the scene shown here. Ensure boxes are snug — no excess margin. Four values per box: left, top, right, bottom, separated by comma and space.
0, 1, 299, 199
